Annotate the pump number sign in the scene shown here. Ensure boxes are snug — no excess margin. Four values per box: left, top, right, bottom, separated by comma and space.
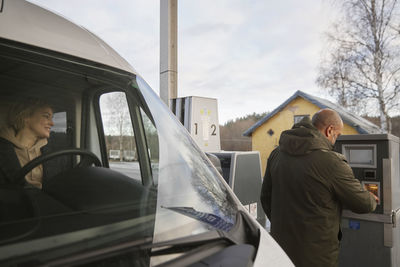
189, 97, 221, 152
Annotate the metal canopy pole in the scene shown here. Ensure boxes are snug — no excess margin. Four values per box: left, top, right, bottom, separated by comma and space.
160, 0, 177, 107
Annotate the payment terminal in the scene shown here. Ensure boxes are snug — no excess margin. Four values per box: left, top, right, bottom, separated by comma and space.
335, 134, 400, 267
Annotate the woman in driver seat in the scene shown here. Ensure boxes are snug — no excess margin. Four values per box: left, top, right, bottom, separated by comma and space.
0, 98, 55, 188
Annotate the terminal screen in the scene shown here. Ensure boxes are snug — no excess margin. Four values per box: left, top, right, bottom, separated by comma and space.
349, 149, 373, 164
343, 144, 376, 168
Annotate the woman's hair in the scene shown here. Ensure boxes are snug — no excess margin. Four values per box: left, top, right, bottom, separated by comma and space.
7, 98, 53, 133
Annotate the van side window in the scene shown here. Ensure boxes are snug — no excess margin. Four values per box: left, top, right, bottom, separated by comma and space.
99, 92, 141, 181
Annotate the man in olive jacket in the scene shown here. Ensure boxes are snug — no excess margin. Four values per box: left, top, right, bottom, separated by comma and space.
260, 109, 378, 267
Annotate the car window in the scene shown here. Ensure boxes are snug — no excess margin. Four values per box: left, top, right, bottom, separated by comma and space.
99, 91, 159, 185
99, 92, 142, 181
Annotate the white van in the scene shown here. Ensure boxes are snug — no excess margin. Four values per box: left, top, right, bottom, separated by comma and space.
0, 1, 293, 266
109, 150, 121, 161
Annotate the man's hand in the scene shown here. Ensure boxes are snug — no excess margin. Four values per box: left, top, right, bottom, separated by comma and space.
370, 192, 380, 203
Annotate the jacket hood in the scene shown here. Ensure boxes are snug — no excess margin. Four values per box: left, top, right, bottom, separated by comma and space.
279, 117, 333, 156
0, 127, 47, 150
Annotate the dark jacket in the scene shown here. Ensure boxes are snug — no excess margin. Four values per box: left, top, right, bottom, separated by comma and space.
0, 137, 65, 186
260, 118, 376, 267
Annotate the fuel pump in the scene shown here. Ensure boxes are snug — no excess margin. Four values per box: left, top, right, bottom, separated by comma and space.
335, 134, 400, 267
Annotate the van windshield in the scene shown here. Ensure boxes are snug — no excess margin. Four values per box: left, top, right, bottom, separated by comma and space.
136, 77, 237, 243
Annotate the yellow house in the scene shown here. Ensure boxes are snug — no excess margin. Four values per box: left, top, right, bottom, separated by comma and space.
243, 90, 382, 174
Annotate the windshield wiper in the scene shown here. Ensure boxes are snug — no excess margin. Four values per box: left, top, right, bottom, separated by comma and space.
150, 208, 258, 256
162, 206, 234, 232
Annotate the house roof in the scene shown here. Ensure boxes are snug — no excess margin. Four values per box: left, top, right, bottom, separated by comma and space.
243, 90, 382, 136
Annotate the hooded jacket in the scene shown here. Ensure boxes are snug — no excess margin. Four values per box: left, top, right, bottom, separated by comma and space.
0, 127, 68, 188
0, 127, 47, 188
260, 117, 376, 267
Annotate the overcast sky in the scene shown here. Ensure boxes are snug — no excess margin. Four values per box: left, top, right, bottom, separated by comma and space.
29, 0, 340, 124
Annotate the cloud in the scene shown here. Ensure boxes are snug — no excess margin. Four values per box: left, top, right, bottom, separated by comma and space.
27, 0, 338, 124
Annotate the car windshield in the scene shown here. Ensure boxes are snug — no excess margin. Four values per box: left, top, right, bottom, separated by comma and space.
0, 39, 239, 265
136, 77, 237, 240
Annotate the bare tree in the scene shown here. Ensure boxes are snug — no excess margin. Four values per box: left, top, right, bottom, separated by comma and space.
220, 112, 268, 151
100, 92, 132, 161
317, 0, 400, 132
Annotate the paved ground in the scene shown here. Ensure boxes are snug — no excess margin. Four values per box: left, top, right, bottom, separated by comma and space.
109, 161, 141, 181
109, 161, 159, 183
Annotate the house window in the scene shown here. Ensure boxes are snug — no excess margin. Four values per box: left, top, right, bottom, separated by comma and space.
294, 115, 310, 124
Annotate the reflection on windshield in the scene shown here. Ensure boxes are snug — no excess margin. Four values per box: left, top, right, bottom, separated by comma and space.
136, 78, 237, 244
163, 206, 234, 232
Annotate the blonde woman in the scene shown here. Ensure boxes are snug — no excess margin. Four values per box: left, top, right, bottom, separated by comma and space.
0, 99, 55, 188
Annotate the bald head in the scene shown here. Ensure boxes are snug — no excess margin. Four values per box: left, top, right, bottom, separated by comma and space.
312, 109, 343, 144
312, 109, 342, 131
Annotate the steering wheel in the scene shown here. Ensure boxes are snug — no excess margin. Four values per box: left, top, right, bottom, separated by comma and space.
15, 149, 102, 185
